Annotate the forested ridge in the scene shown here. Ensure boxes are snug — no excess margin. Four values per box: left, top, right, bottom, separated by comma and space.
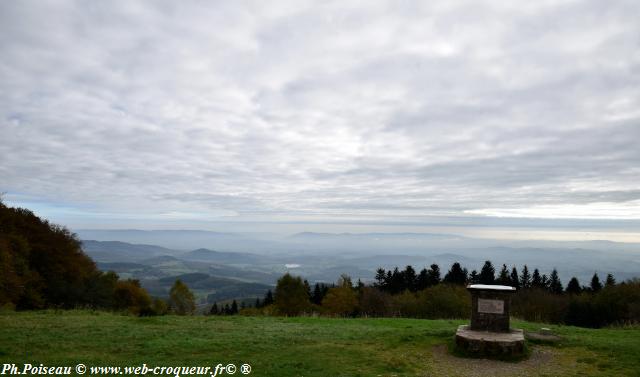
0, 201, 150, 312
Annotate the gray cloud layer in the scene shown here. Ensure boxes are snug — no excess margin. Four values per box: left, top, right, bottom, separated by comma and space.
1, 0, 639, 228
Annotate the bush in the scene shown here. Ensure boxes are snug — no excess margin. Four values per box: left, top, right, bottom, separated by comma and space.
358, 287, 392, 317
512, 288, 568, 323
417, 284, 470, 319
322, 285, 358, 317
113, 279, 152, 315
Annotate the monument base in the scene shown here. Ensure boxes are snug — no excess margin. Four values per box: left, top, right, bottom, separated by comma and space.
454, 325, 525, 358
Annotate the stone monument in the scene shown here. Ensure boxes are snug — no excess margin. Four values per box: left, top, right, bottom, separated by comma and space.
455, 284, 525, 357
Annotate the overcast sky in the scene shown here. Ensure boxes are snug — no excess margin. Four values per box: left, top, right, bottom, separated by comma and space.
1, 1, 639, 240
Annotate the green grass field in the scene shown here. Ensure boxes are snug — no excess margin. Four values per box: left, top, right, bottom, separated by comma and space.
1, 311, 639, 376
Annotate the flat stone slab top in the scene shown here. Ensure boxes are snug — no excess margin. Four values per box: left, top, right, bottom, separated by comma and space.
467, 284, 516, 291
455, 325, 525, 357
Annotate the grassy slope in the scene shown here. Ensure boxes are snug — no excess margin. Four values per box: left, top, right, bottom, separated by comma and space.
0, 311, 638, 376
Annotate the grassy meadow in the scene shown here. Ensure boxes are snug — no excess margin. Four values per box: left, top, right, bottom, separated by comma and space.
1, 310, 639, 376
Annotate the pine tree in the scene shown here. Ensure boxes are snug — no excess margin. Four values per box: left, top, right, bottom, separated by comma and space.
374, 268, 387, 289
479, 261, 495, 284
443, 262, 467, 285
304, 279, 312, 301
498, 264, 510, 285
255, 298, 261, 308
510, 266, 520, 289
531, 268, 542, 288
312, 283, 323, 305
404, 265, 417, 292
264, 289, 274, 306
426, 264, 441, 287
416, 268, 428, 291
223, 303, 230, 315
605, 273, 616, 287
590, 273, 603, 293
520, 265, 531, 289
390, 267, 404, 294
548, 269, 563, 294
566, 277, 582, 295
231, 300, 238, 314
469, 270, 479, 284
209, 302, 219, 315
356, 279, 364, 294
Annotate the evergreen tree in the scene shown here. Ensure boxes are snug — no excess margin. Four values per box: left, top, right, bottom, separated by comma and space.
498, 264, 510, 285
374, 268, 387, 289
520, 265, 531, 289
478, 261, 495, 285
426, 264, 441, 287
304, 279, 312, 301
209, 302, 219, 315
443, 262, 467, 285
356, 279, 364, 294
541, 274, 549, 289
531, 268, 542, 288
469, 270, 479, 284
312, 283, 323, 305
416, 268, 429, 291
254, 298, 261, 308
231, 300, 238, 314
548, 269, 563, 294
223, 303, 230, 315
387, 267, 404, 294
404, 265, 417, 292
566, 277, 582, 295
605, 273, 616, 287
510, 266, 520, 289
263, 289, 274, 306
590, 273, 603, 293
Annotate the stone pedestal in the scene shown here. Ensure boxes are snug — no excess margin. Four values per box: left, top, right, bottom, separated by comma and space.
455, 325, 525, 357
455, 284, 524, 358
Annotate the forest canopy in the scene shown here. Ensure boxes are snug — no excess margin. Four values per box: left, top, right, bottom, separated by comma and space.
0, 200, 151, 312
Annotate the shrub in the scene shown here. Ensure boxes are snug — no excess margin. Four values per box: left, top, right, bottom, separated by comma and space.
512, 288, 567, 323
113, 279, 152, 315
417, 284, 470, 319
322, 285, 358, 317
358, 287, 392, 317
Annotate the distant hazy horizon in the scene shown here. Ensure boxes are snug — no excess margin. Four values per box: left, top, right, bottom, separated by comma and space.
2, 1, 639, 244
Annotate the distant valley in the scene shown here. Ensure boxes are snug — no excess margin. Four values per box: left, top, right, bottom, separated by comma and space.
80, 230, 640, 307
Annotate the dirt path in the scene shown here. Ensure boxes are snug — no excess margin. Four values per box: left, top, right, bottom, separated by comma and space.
423, 345, 585, 377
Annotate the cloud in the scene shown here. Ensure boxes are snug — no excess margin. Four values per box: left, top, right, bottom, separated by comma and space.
1, 0, 639, 229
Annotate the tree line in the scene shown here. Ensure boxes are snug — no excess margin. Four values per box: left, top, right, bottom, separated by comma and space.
231, 261, 639, 328
373, 261, 613, 295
